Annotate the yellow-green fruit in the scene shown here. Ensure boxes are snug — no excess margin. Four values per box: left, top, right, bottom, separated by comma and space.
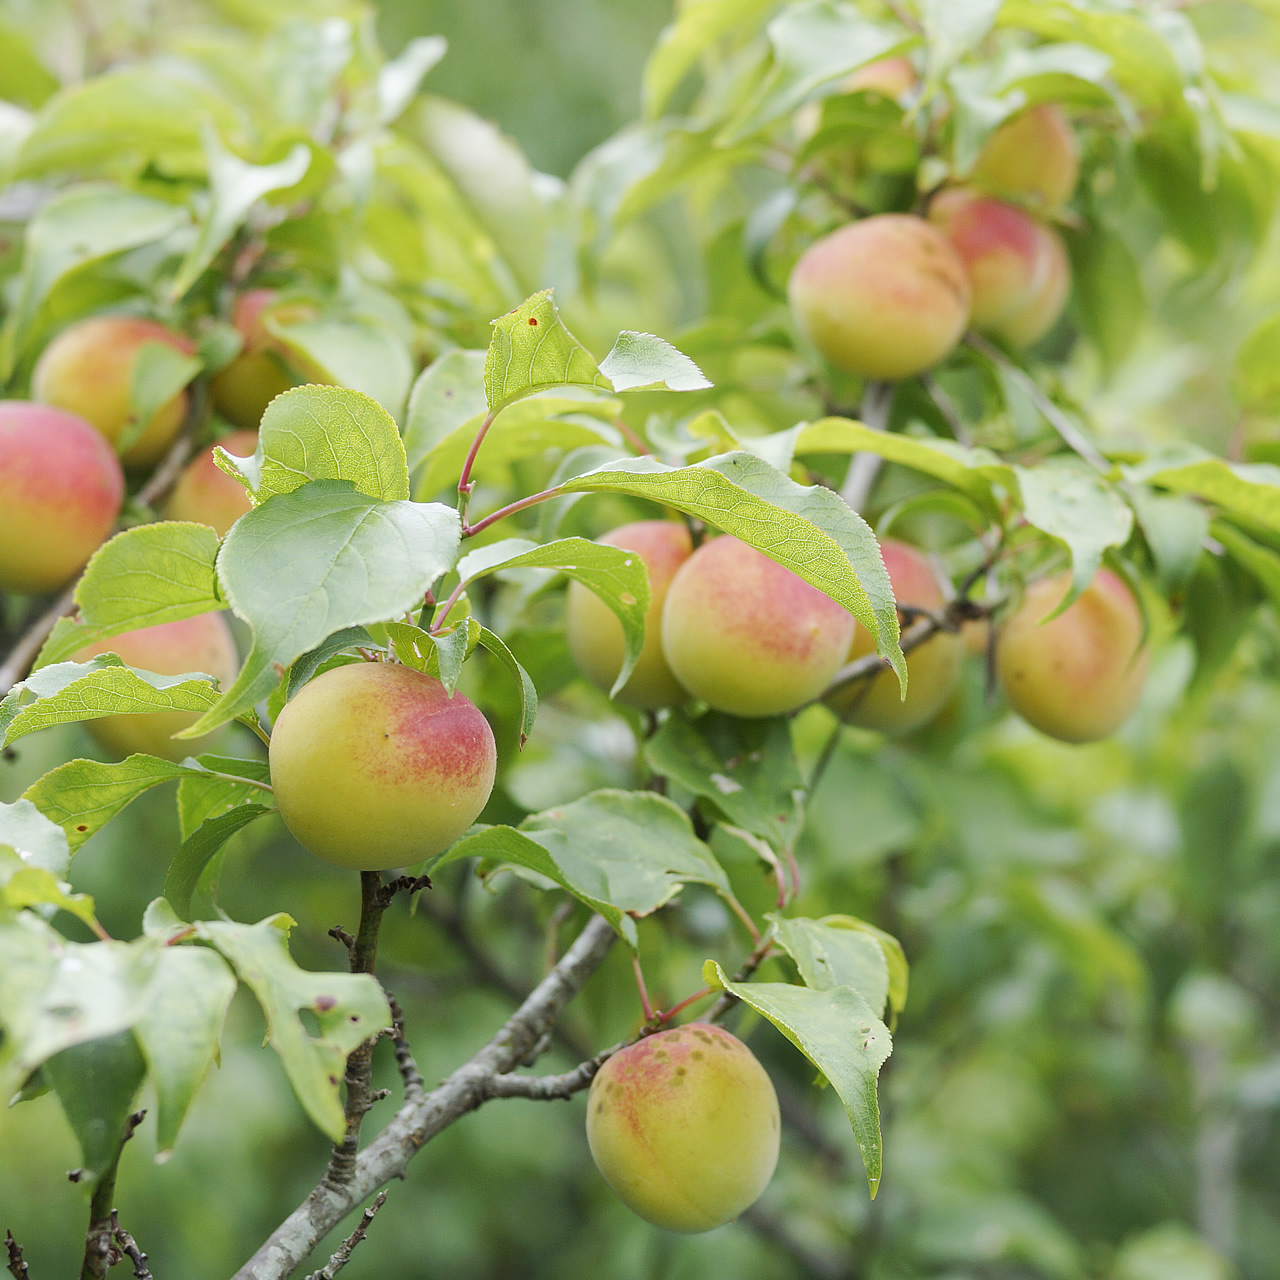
788, 215, 971, 381
164, 430, 257, 537
587, 1024, 780, 1233
73, 614, 239, 761
269, 663, 497, 871
971, 104, 1080, 210
565, 520, 692, 709
827, 539, 962, 732
211, 290, 322, 429
660, 535, 855, 718
0, 402, 124, 594
996, 569, 1148, 744
32, 315, 196, 467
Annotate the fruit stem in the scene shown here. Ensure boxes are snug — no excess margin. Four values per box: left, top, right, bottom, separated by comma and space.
611, 416, 651, 456
461, 484, 564, 539
654, 987, 714, 1024
631, 952, 655, 1023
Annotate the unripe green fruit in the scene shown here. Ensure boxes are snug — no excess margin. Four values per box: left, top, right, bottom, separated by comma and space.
971, 104, 1079, 210
788, 214, 971, 381
587, 1024, 780, 1233
269, 663, 497, 871
565, 520, 692, 709
927, 188, 1070, 345
73, 613, 239, 760
164, 430, 257, 537
827, 539, 962, 732
996, 569, 1148, 744
0, 402, 124, 594
660, 535, 855, 718
32, 315, 196, 467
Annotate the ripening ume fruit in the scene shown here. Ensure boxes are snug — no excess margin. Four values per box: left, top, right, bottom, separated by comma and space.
565, 520, 692, 709
996, 569, 1149, 744
211, 290, 322, 429
73, 613, 239, 761
788, 215, 971, 380
928, 189, 1071, 345
660, 536, 855, 718
846, 55, 917, 100
826, 539, 963, 732
0, 402, 124, 594
587, 1024, 780, 1233
269, 663, 497, 871
971, 104, 1080, 210
164, 430, 257, 537
32, 315, 197, 467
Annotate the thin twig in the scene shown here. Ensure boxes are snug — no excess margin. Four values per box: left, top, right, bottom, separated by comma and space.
302, 1192, 388, 1280
384, 992, 425, 1104
4, 1232, 30, 1280
108, 1212, 152, 1280
484, 1041, 624, 1101
233, 914, 617, 1280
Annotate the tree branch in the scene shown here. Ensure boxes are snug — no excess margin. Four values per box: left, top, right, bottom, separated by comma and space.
302, 1192, 387, 1280
232, 913, 617, 1280
4, 1232, 30, 1280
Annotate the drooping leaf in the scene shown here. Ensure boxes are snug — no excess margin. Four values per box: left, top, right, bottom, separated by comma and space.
176, 754, 273, 841
35, 522, 223, 669
768, 914, 891, 1017
0, 798, 71, 874
1134, 452, 1280, 536
436, 789, 732, 949
165, 805, 274, 921
403, 348, 489, 479
703, 960, 892, 1196
270, 317, 415, 421
196, 917, 391, 1141
183, 481, 460, 736
475, 625, 538, 746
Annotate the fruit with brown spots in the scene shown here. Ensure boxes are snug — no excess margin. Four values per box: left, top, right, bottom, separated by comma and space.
73, 613, 239, 761
996, 568, 1148, 743
0, 402, 124, 594
32, 315, 197, 467
586, 1024, 780, 1232
268, 663, 497, 870
164, 430, 257, 536
971, 104, 1079, 210
565, 520, 692, 709
787, 214, 971, 380
660, 535, 855, 717
827, 539, 962, 732
928, 188, 1071, 346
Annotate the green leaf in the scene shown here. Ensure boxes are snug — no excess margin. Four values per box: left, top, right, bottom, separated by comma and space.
35, 522, 222, 669
219, 385, 411, 503
0, 185, 188, 375
412, 391, 622, 501
475, 625, 538, 746
768, 914, 893, 1018
375, 37, 448, 127
0, 798, 71, 874
196, 917, 391, 1141
176, 754, 272, 841
558, 451, 906, 689
453, 537, 650, 694
281, 628, 378, 705
1133, 452, 1280, 536
165, 804, 273, 921
22, 755, 190, 854
122, 343, 203, 458
646, 711, 802, 847
643, 0, 777, 118
403, 349, 489, 480
45, 1031, 147, 1187
16, 68, 243, 177
1212, 521, 1280, 613
597, 331, 711, 393
184, 481, 461, 736
1, 657, 223, 748
0, 924, 157, 1101
1015, 461, 1134, 602
485, 290, 610, 412
1067, 226, 1144, 371
0, 849, 100, 934
720, 1, 908, 144
436, 789, 731, 949
703, 960, 892, 1196
918, 0, 1001, 94
1129, 488, 1208, 593
795, 418, 1009, 514
135, 946, 236, 1157
1233, 311, 1280, 414
170, 127, 311, 300
270, 316, 415, 421
384, 619, 479, 693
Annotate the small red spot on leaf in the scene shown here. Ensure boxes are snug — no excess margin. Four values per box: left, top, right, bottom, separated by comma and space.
76, 825, 88, 832
315, 995, 337, 1012
528, 317, 538, 326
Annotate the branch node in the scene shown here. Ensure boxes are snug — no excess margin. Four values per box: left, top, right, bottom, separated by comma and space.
302, 1191, 388, 1280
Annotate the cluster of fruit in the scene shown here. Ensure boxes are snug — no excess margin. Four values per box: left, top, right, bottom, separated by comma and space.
566, 521, 1148, 748
0, 290, 318, 758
